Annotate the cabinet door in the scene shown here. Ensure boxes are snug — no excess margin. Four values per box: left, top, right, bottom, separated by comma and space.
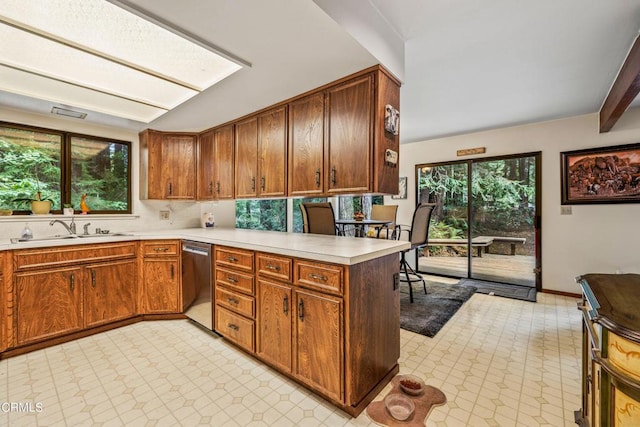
288, 93, 325, 196
163, 135, 196, 199
235, 116, 259, 198
197, 130, 215, 200
142, 258, 180, 313
257, 280, 292, 373
84, 259, 137, 328
293, 288, 343, 402
15, 267, 83, 345
214, 124, 235, 199
326, 75, 372, 194
258, 106, 287, 197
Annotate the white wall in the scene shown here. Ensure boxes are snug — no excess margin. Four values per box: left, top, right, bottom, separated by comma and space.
391, 109, 640, 294
0, 107, 235, 240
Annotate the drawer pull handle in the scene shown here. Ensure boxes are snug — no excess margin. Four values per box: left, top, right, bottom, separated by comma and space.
227, 323, 239, 331
91, 269, 96, 288
298, 299, 304, 321
216, 182, 221, 194
69, 273, 75, 291
153, 247, 169, 252
227, 297, 239, 305
251, 177, 256, 191
227, 256, 238, 262
266, 264, 281, 272
309, 273, 328, 282
315, 168, 320, 187
171, 265, 175, 280
168, 182, 172, 195
227, 277, 238, 284
283, 295, 288, 315
330, 166, 336, 186
209, 181, 213, 195
261, 176, 265, 191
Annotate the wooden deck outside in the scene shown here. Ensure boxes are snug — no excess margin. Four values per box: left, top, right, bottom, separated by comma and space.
418, 253, 536, 287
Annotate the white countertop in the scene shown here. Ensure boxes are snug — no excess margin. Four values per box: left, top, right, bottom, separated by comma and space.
0, 228, 410, 265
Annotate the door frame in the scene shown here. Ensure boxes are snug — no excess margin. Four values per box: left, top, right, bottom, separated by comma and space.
415, 151, 542, 291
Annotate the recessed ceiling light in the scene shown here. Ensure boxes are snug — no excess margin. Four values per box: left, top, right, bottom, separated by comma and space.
51, 107, 87, 119
0, 0, 248, 123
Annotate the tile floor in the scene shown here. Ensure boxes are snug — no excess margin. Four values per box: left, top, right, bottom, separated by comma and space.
0, 284, 582, 427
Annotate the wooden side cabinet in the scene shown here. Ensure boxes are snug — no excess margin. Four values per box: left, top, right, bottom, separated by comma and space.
84, 259, 137, 328
140, 130, 197, 200
576, 274, 640, 427
140, 240, 181, 314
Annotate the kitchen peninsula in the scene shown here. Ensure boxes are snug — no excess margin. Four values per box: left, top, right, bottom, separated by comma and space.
0, 228, 409, 416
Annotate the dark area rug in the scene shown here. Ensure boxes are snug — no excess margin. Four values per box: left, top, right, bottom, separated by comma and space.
459, 278, 537, 302
400, 281, 476, 338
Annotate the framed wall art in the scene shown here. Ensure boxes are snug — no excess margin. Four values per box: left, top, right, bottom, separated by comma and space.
391, 176, 407, 199
560, 142, 640, 204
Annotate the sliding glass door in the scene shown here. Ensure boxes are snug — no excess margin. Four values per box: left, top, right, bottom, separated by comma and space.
417, 152, 540, 289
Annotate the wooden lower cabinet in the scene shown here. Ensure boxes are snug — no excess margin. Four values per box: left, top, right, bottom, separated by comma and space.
15, 266, 83, 345
257, 279, 292, 373
292, 287, 343, 402
141, 258, 180, 313
84, 259, 137, 328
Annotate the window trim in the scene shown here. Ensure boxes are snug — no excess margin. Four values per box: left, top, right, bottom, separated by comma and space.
0, 121, 132, 215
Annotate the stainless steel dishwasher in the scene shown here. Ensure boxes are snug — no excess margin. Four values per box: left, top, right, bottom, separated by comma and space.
181, 241, 213, 330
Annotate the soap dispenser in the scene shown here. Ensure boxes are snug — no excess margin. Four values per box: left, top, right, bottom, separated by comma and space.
20, 223, 33, 240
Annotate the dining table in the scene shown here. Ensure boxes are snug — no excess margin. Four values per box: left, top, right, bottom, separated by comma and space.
335, 219, 392, 238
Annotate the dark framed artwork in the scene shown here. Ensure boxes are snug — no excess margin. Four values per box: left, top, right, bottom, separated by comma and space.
560, 142, 640, 204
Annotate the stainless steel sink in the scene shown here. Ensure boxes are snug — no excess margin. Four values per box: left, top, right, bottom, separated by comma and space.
11, 235, 78, 243
76, 233, 133, 238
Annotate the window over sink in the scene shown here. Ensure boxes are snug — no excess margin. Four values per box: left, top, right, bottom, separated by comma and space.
0, 121, 131, 214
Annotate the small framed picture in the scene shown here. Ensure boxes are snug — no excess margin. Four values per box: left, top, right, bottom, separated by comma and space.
560, 142, 640, 204
384, 104, 399, 135
392, 176, 407, 199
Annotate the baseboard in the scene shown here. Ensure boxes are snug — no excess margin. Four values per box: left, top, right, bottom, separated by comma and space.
541, 289, 581, 298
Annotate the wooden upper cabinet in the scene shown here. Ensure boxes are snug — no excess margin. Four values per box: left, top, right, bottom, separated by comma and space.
258, 106, 287, 197
235, 107, 287, 198
288, 92, 325, 196
326, 75, 373, 194
197, 130, 215, 200
214, 125, 235, 199
140, 130, 197, 200
235, 116, 259, 198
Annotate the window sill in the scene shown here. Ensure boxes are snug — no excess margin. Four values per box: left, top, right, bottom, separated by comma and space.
0, 214, 140, 222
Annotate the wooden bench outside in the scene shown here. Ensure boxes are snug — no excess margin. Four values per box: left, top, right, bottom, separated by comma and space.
427, 236, 494, 257
483, 236, 526, 256
427, 236, 526, 256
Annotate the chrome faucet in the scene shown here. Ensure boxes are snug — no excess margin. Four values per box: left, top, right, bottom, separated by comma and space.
49, 218, 76, 235
83, 223, 92, 235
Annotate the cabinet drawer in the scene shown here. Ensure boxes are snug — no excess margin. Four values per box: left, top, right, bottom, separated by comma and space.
257, 253, 292, 282
294, 260, 343, 295
216, 287, 255, 318
14, 242, 137, 271
215, 247, 254, 272
216, 306, 255, 352
608, 333, 640, 381
141, 240, 179, 257
215, 267, 255, 295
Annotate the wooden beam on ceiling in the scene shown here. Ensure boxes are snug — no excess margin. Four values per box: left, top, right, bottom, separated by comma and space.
600, 34, 640, 133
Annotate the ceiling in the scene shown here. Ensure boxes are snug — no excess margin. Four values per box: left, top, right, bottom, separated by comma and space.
1, 0, 640, 143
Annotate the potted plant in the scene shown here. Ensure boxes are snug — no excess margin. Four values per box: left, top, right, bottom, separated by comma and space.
63, 204, 74, 216
13, 166, 53, 215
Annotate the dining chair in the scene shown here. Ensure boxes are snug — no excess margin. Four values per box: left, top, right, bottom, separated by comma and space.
368, 205, 399, 239
301, 202, 340, 235
397, 203, 436, 303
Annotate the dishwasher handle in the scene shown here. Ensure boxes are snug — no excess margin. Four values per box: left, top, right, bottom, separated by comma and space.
182, 245, 210, 256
